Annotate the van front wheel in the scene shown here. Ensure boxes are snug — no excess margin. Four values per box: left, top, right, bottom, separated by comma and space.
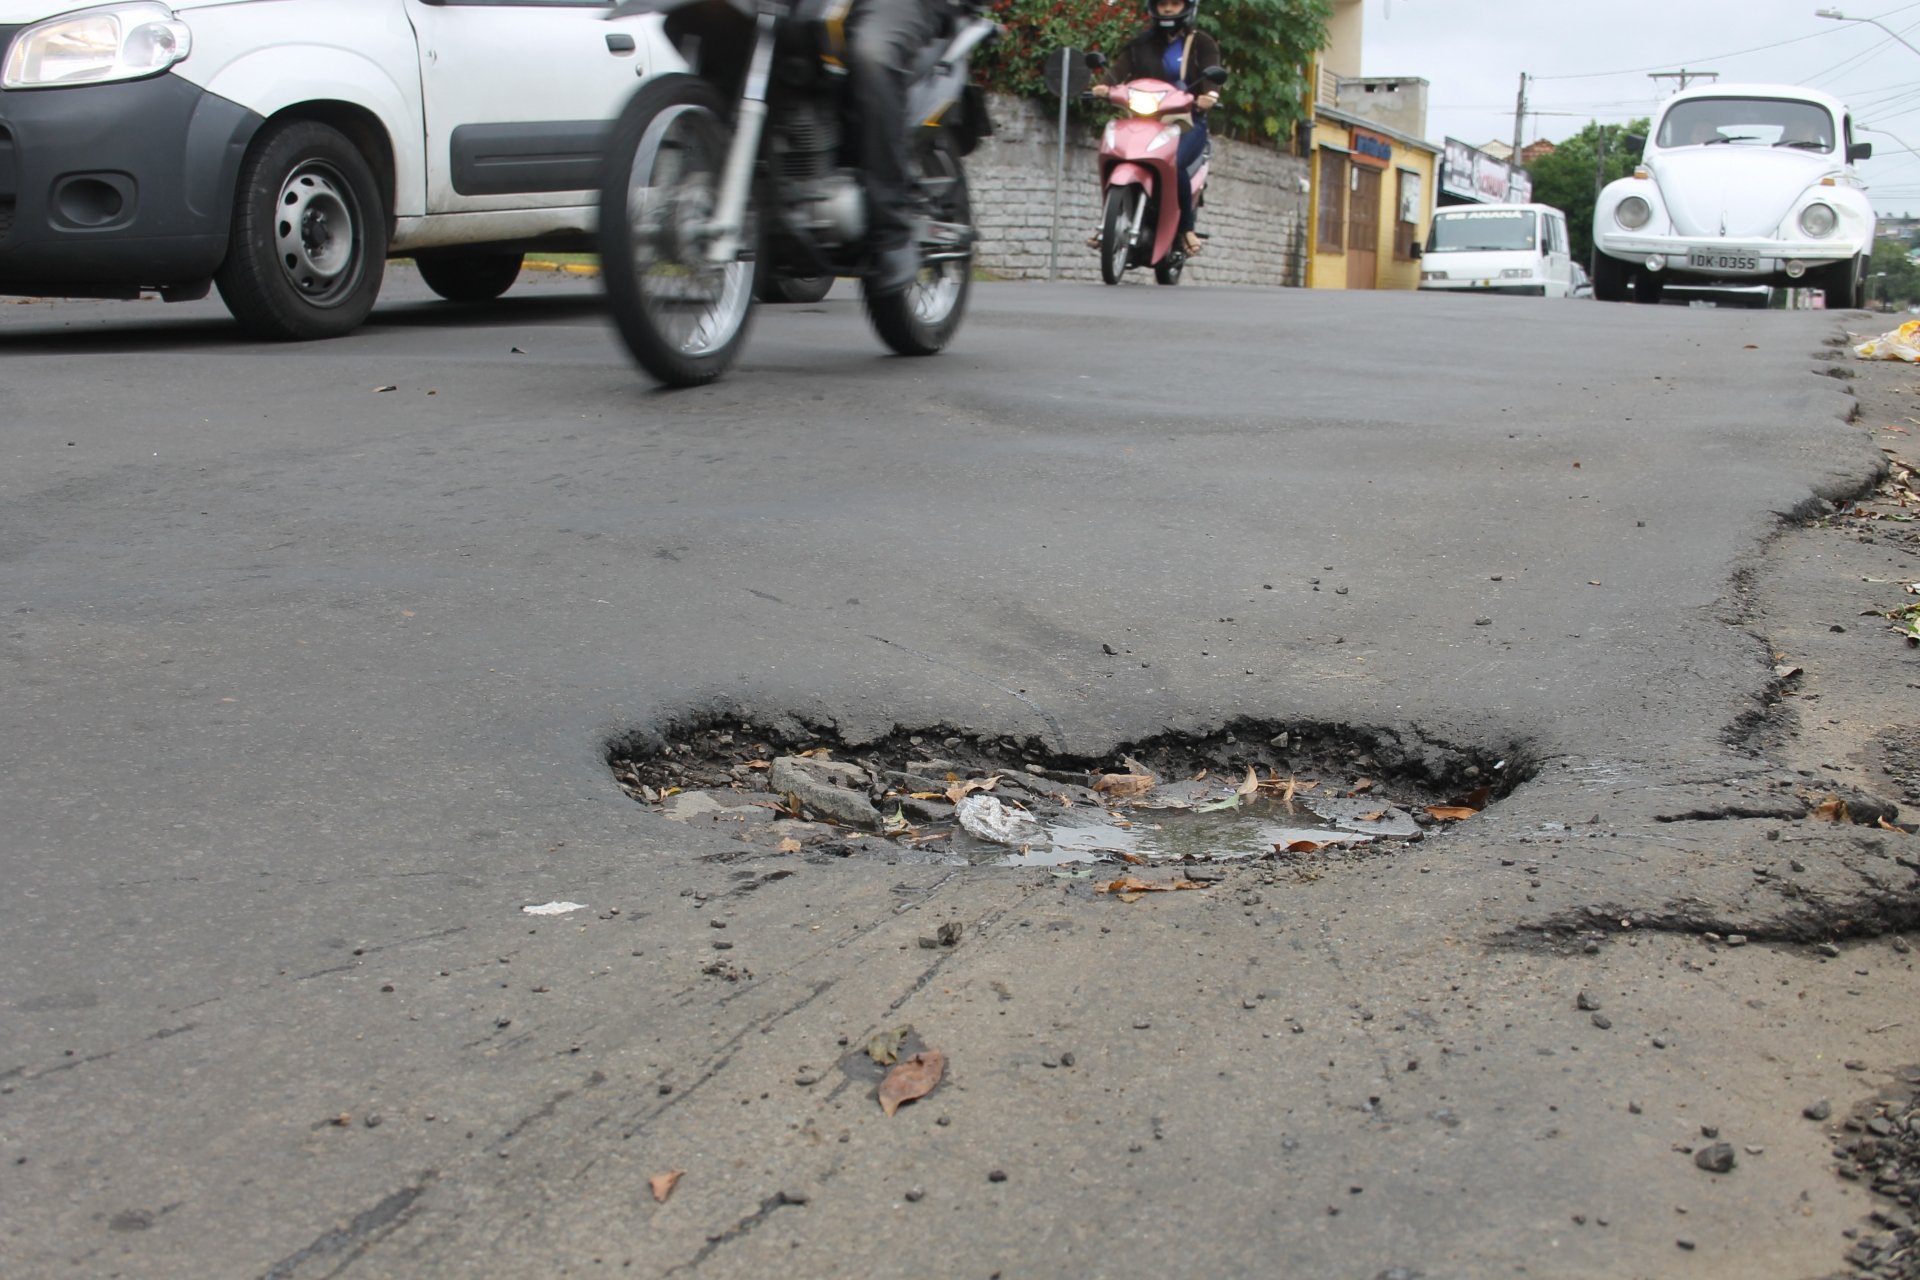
215, 119, 387, 340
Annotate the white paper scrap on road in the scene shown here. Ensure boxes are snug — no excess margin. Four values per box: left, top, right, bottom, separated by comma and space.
522, 900, 588, 916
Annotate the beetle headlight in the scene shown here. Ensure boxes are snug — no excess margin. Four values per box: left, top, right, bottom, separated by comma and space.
3, 2, 191, 89
1614, 196, 1651, 230
1799, 202, 1838, 237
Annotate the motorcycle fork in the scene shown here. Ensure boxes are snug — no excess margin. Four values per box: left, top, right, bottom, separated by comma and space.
704, 9, 778, 266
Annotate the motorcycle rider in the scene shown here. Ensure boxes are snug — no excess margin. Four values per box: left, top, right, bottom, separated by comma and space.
1090, 0, 1223, 258
848, 0, 951, 297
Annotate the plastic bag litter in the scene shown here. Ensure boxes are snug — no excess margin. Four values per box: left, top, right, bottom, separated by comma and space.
1853, 320, 1920, 362
955, 794, 1041, 846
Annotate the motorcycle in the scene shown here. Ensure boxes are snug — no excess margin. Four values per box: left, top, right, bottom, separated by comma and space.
1084, 51, 1226, 287
599, 0, 997, 387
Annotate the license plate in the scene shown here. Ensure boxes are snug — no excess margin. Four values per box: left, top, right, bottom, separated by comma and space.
1688, 250, 1761, 272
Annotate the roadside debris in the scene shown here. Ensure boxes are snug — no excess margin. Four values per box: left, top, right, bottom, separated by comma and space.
522, 901, 587, 916
649, 1170, 684, 1203
1853, 320, 1920, 362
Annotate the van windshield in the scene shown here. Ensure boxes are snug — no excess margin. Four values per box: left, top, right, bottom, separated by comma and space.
1426, 211, 1537, 253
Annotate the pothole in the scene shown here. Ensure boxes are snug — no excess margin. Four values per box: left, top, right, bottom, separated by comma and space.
608, 717, 1526, 868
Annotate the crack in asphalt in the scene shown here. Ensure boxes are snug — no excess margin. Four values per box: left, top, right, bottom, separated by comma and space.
259, 1173, 437, 1280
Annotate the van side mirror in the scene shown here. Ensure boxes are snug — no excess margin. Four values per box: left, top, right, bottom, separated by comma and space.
1850, 141, 1873, 161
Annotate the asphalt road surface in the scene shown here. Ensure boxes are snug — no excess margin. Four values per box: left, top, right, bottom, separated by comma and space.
3, 270, 1914, 1279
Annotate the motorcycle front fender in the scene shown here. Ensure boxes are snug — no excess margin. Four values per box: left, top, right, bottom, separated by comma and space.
1104, 162, 1157, 197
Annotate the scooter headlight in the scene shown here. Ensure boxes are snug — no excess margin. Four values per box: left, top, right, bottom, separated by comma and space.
1127, 87, 1167, 116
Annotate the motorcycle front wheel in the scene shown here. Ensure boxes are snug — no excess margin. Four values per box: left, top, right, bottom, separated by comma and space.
598, 74, 757, 388
1099, 186, 1140, 286
864, 135, 973, 357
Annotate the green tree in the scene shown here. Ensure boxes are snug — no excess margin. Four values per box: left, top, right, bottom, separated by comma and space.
1522, 118, 1651, 265
975, 0, 1331, 143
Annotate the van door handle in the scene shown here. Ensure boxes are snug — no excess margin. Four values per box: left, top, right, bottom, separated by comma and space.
606, 32, 636, 53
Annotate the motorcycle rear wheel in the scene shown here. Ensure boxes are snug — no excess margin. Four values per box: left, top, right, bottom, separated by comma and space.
864, 135, 973, 357
1099, 186, 1139, 286
598, 74, 758, 388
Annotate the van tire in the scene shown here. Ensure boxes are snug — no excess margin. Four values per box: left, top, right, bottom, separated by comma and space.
415, 250, 523, 303
216, 119, 388, 341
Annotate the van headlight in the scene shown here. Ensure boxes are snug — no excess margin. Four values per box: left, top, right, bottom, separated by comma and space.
1614, 196, 1651, 230
3, 2, 191, 89
1799, 202, 1838, 237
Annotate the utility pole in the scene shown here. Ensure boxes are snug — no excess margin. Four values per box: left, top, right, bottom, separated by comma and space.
1510, 71, 1528, 189
1649, 69, 1718, 94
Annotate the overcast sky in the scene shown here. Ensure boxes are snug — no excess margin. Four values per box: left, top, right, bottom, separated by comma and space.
1359, 0, 1920, 214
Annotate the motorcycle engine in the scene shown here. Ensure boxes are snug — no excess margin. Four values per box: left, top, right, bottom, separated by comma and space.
772, 100, 865, 248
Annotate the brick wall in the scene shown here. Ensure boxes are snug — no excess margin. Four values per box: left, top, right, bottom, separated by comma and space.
967, 93, 1311, 287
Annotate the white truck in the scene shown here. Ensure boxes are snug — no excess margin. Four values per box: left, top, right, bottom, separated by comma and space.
0, 0, 678, 337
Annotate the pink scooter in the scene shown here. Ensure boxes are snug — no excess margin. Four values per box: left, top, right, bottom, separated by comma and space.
1085, 51, 1227, 286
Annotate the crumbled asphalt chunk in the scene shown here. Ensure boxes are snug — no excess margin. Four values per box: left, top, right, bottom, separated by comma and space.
1694, 1142, 1736, 1173
1576, 992, 1601, 1011
987, 1169, 1007, 1183
1806, 1098, 1833, 1121
1591, 1013, 1613, 1030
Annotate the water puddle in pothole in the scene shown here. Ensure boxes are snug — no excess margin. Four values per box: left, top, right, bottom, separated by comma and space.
609, 719, 1509, 869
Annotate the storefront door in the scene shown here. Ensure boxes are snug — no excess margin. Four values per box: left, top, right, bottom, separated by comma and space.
1346, 166, 1381, 289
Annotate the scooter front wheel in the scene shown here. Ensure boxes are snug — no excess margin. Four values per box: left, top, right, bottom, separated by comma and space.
1099, 186, 1141, 286
597, 74, 757, 388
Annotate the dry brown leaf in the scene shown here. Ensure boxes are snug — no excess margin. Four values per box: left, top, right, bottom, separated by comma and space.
1812, 797, 1851, 823
650, 1170, 684, 1202
1425, 805, 1477, 822
745, 760, 770, 770
879, 1049, 946, 1116
776, 837, 802, 854
1118, 852, 1147, 865
1237, 766, 1259, 797
1349, 777, 1375, 795
1879, 817, 1909, 834
1281, 839, 1325, 853
1357, 810, 1387, 822
1455, 786, 1491, 810
943, 775, 1000, 804
1096, 875, 1206, 896
1192, 768, 1209, 781
1093, 773, 1156, 797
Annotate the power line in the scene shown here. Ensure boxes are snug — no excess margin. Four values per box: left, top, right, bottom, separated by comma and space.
1525, 0, 1920, 82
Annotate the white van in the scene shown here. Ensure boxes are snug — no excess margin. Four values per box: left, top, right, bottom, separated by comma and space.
0, 0, 679, 338
1417, 203, 1577, 298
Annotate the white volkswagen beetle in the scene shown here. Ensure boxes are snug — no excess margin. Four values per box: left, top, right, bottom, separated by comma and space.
1592, 84, 1875, 307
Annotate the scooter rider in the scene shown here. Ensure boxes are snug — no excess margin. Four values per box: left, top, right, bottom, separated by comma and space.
1090, 0, 1222, 258
847, 0, 952, 297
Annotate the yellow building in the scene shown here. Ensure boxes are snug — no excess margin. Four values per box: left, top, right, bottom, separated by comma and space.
1304, 104, 1438, 291
1299, 0, 1440, 290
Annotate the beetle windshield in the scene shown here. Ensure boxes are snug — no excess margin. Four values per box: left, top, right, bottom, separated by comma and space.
1657, 97, 1835, 152
1426, 210, 1537, 253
